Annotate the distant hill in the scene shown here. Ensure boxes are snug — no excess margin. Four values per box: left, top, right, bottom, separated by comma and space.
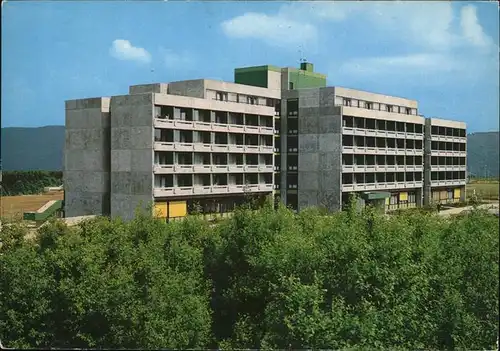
1, 126, 64, 171
467, 131, 499, 178
1, 126, 499, 178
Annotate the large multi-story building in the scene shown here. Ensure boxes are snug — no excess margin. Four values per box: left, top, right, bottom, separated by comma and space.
64, 62, 467, 220
423, 117, 467, 205
278, 86, 425, 212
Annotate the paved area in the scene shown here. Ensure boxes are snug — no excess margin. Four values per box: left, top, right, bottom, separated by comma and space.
438, 202, 499, 217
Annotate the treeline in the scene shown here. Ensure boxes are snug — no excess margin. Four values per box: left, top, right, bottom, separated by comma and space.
0, 200, 498, 349
1, 171, 63, 195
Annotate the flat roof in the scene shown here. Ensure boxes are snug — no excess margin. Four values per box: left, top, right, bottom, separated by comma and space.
234, 65, 282, 73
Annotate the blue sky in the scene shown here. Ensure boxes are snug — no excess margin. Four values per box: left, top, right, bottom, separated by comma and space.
2, 1, 499, 132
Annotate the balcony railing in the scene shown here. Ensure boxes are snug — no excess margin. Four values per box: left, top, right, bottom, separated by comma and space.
154, 164, 274, 174
342, 145, 424, 155
153, 183, 274, 197
341, 181, 423, 192
430, 165, 467, 172
342, 127, 424, 140
154, 142, 274, 154
430, 179, 466, 187
430, 134, 467, 143
430, 150, 467, 157
154, 118, 274, 135
342, 164, 423, 173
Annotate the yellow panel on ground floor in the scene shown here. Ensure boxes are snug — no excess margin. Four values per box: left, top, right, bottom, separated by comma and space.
399, 192, 408, 201
454, 188, 461, 199
169, 201, 187, 218
153, 202, 168, 218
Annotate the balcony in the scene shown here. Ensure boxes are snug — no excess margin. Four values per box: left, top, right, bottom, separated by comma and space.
154, 142, 273, 154
430, 165, 467, 172
342, 145, 423, 155
153, 183, 274, 197
430, 179, 466, 187
430, 150, 467, 157
154, 164, 274, 174
341, 164, 423, 173
431, 134, 467, 143
154, 118, 274, 135
342, 127, 424, 140
341, 181, 423, 192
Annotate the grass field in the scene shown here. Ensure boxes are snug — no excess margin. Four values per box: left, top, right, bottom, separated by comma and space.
466, 181, 499, 200
1, 191, 64, 221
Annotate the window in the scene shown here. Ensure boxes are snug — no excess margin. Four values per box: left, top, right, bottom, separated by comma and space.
366, 102, 373, 109
387, 105, 394, 112
247, 96, 256, 105
343, 98, 352, 107
289, 82, 294, 90
216, 91, 227, 101
405, 107, 411, 115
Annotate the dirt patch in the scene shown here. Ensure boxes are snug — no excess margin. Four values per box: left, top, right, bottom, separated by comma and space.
1, 192, 64, 221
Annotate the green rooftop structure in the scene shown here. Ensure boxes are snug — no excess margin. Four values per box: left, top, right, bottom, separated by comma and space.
234, 62, 327, 90
234, 65, 282, 89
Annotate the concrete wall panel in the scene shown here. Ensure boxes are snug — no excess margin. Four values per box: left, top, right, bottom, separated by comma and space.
299, 153, 319, 170
111, 150, 132, 172
167, 80, 205, 99
111, 171, 132, 194
299, 116, 319, 134
299, 171, 319, 191
318, 152, 341, 172
298, 190, 319, 209
319, 87, 336, 107
110, 94, 154, 220
64, 97, 111, 217
299, 134, 319, 153
131, 149, 153, 172
318, 133, 342, 153
111, 127, 132, 150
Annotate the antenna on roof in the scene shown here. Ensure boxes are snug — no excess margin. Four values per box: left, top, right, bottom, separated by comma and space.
298, 47, 306, 64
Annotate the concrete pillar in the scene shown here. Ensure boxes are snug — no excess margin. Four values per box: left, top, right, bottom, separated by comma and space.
423, 119, 432, 206
460, 185, 466, 202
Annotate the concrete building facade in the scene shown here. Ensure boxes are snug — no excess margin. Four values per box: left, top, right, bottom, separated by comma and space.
279, 86, 427, 212
64, 62, 467, 220
66, 79, 279, 220
64, 97, 111, 217
423, 117, 467, 205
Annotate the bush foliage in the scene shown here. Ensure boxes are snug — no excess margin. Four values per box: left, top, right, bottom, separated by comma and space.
1, 171, 63, 196
0, 199, 498, 349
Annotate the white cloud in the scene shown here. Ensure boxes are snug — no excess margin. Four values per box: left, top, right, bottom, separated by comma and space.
222, 2, 496, 55
460, 5, 495, 51
109, 39, 151, 64
340, 53, 466, 76
220, 12, 317, 49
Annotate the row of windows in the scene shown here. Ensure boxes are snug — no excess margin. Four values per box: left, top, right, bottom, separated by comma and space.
343, 116, 423, 133
342, 172, 423, 184
432, 189, 462, 202
154, 129, 273, 146
343, 135, 423, 149
431, 125, 466, 137
342, 155, 423, 166
431, 141, 466, 152
341, 97, 418, 115
155, 173, 273, 187
213, 90, 276, 107
431, 156, 466, 166
155, 105, 274, 127
431, 171, 466, 180
155, 151, 273, 166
